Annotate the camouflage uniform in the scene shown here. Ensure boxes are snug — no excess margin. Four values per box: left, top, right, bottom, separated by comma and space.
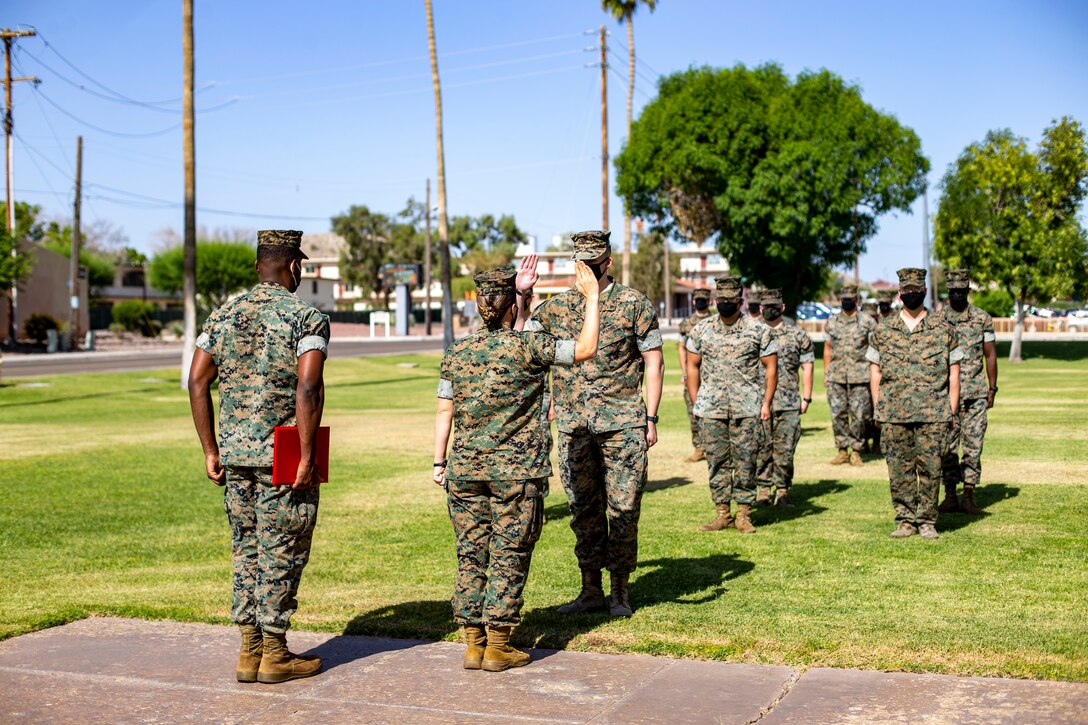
756, 293, 815, 493
678, 289, 714, 449
687, 280, 777, 508
867, 268, 963, 529
825, 287, 877, 453
528, 233, 661, 575
196, 230, 330, 634
437, 268, 576, 626
936, 271, 996, 492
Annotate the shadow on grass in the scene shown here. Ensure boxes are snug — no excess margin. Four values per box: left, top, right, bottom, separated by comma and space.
753, 479, 850, 527
0, 389, 136, 409
938, 483, 1021, 533
996, 340, 1088, 361
326, 376, 431, 390
519, 553, 754, 653
542, 475, 696, 524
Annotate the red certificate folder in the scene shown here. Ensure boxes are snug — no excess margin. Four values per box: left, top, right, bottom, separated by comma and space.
272, 426, 330, 485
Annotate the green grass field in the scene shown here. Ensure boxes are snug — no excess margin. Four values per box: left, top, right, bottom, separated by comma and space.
1, 341, 1086, 681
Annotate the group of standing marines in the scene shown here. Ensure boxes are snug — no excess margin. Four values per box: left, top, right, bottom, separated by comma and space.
188, 230, 999, 683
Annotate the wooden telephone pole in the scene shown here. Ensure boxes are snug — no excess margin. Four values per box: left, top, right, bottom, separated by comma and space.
180, 0, 197, 389
2, 27, 38, 344
67, 135, 82, 350
424, 177, 432, 336
599, 25, 609, 234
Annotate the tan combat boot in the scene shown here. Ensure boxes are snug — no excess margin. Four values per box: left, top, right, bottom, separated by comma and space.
889, 522, 917, 538
774, 488, 795, 508
699, 504, 735, 531
609, 572, 633, 617
461, 624, 486, 670
755, 486, 773, 507
555, 570, 607, 614
734, 504, 757, 534
686, 446, 706, 462
849, 450, 864, 467
829, 449, 850, 465
481, 625, 531, 672
236, 624, 262, 683
257, 631, 322, 684
960, 486, 983, 514
937, 484, 961, 513
918, 523, 940, 540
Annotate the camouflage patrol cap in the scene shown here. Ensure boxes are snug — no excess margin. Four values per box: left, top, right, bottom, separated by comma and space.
715, 276, 743, 300
692, 287, 712, 301
877, 288, 896, 302
748, 289, 763, 304
257, 229, 308, 259
897, 267, 927, 289
473, 267, 517, 296
946, 268, 971, 289
761, 288, 783, 305
839, 284, 858, 299
571, 230, 612, 261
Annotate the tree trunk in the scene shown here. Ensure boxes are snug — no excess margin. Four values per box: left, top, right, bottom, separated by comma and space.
1010, 291, 1025, 363
180, 0, 197, 389
621, 16, 635, 287
425, 0, 454, 349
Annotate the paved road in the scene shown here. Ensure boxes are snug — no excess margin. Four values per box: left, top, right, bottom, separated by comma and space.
2, 618, 1085, 724
1, 338, 446, 378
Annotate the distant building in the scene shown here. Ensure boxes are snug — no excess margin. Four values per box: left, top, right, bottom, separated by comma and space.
0, 242, 89, 337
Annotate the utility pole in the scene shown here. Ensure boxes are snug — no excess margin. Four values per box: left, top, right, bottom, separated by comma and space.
662, 237, 672, 322
68, 135, 82, 351
923, 189, 936, 309
424, 177, 432, 336
180, 0, 197, 389
599, 25, 609, 234
425, 0, 454, 348
2, 27, 38, 344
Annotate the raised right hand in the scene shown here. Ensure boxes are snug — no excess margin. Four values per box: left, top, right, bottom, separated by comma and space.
574, 261, 599, 298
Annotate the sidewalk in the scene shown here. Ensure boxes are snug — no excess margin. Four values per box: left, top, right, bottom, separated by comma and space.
1, 619, 1084, 724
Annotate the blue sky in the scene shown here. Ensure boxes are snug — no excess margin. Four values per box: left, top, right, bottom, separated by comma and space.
6, 0, 1087, 284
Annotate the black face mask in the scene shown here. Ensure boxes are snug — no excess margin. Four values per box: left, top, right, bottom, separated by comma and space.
949, 290, 969, 312
762, 306, 783, 322
693, 298, 710, 311
586, 261, 608, 280
900, 291, 926, 311
748, 303, 761, 316
878, 302, 892, 315
717, 301, 740, 318
840, 298, 857, 312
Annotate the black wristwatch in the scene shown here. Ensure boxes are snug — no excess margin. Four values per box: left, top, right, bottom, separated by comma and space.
434, 460, 448, 468
646, 415, 659, 424
989, 387, 998, 394
803, 397, 813, 403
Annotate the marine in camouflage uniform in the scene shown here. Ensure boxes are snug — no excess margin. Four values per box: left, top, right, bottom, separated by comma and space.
528, 230, 664, 617
754, 289, 815, 508
436, 263, 599, 670
935, 269, 998, 515
189, 229, 329, 683
686, 277, 778, 534
824, 284, 877, 466
877, 288, 897, 322
747, 288, 764, 321
867, 267, 962, 540
678, 287, 714, 462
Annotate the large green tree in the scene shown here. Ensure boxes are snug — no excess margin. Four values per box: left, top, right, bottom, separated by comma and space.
333, 204, 427, 307
41, 222, 117, 293
615, 64, 929, 313
448, 213, 525, 275
934, 117, 1088, 362
149, 239, 257, 314
0, 202, 44, 342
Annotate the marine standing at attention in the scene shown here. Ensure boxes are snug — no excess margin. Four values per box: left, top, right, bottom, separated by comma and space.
686, 276, 778, 534
867, 267, 962, 540
188, 230, 329, 684
935, 268, 998, 515
434, 260, 601, 672
824, 284, 877, 466
678, 287, 714, 462
528, 230, 664, 618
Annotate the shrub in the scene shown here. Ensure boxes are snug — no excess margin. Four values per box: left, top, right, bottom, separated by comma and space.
972, 288, 1015, 318
24, 313, 59, 344
112, 301, 160, 337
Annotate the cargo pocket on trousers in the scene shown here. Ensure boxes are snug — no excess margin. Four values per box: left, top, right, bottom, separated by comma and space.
520, 481, 544, 548
274, 487, 319, 538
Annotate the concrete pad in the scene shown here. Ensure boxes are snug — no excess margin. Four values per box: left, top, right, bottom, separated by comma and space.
591, 658, 796, 724
761, 667, 1088, 725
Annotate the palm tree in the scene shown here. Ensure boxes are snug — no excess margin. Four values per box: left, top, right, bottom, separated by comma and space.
425, 0, 454, 348
602, 0, 657, 287
180, 0, 197, 388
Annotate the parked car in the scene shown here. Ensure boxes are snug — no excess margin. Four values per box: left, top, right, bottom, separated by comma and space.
1066, 309, 1088, 331
795, 302, 832, 321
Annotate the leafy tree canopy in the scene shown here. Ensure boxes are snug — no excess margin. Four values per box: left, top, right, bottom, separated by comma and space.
0, 201, 43, 293
615, 63, 929, 312
41, 222, 118, 292
149, 239, 257, 314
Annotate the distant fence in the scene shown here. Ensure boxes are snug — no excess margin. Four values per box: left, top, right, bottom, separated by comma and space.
327, 308, 442, 325
89, 305, 184, 330
797, 317, 1086, 335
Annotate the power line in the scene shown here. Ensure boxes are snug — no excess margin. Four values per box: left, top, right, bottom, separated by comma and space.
31, 85, 184, 138
610, 38, 662, 79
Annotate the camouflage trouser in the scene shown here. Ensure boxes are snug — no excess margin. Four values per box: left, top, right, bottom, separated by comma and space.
225, 466, 319, 633
700, 416, 760, 506
683, 386, 702, 448
558, 427, 648, 574
827, 382, 871, 451
756, 410, 802, 490
447, 478, 545, 627
882, 422, 947, 526
941, 397, 989, 488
